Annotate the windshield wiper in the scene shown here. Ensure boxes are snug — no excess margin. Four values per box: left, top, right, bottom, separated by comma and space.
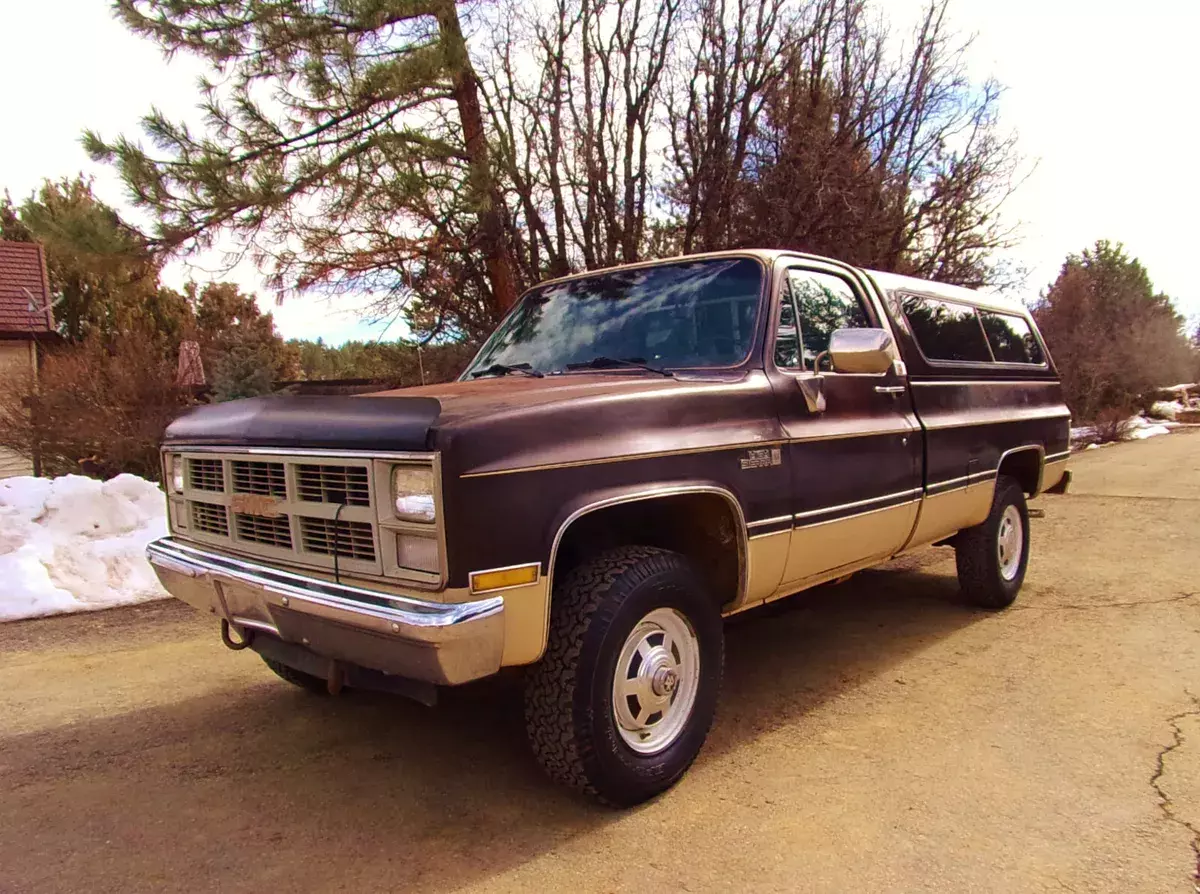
470, 362, 544, 379
564, 356, 674, 377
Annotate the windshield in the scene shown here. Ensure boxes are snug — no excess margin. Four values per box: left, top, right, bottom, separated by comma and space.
464, 258, 764, 376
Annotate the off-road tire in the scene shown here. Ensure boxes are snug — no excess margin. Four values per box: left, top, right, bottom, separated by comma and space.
955, 475, 1030, 609
524, 546, 723, 806
261, 655, 328, 694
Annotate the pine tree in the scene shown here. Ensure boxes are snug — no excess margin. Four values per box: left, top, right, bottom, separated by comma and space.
1, 177, 187, 343
1033, 241, 1193, 419
86, 0, 519, 340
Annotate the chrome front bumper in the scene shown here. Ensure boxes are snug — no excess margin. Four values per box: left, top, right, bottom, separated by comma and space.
146, 537, 505, 685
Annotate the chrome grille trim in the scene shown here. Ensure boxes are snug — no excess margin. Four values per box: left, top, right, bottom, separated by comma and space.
191, 502, 229, 536
232, 460, 286, 497
234, 513, 293, 549
296, 464, 371, 506
188, 458, 225, 492
299, 517, 377, 562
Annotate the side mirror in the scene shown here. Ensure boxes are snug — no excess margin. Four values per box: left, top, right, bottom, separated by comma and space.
829, 328, 894, 374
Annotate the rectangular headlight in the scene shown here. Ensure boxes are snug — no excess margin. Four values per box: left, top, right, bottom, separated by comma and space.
396, 533, 439, 573
167, 454, 184, 493
391, 465, 436, 523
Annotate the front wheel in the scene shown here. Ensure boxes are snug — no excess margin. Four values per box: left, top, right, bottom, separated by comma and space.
524, 546, 723, 806
955, 475, 1030, 609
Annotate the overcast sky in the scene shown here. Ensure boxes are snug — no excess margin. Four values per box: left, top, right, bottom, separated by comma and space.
2, 0, 1197, 342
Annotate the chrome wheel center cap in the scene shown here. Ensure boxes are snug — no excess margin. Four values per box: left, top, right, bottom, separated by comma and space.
612, 608, 701, 755
651, 664, 679, 697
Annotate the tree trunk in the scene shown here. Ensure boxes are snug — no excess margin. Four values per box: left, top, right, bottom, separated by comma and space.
434, 0, 521, 315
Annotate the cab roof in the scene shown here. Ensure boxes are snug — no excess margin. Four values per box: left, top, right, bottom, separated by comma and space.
531, 249, 1031, 316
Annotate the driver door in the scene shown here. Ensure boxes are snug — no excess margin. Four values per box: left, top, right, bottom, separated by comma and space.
767, 263, 922, 587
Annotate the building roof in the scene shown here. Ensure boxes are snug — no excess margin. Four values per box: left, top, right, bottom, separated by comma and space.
0, 241, 54, 336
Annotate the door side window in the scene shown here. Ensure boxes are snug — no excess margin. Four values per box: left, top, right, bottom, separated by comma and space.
786, 270, 870, 370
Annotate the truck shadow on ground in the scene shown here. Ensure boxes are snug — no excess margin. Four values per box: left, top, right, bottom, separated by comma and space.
1, 558, 982, 894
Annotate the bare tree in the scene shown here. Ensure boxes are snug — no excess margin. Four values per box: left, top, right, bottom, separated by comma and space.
92, 0, 1028, 340
665, 0, 802, 254
482, 0, 682, 277
667, 0, 1022, 287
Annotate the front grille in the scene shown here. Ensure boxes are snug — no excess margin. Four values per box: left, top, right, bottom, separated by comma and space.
234, 513, 292, 548
188, 458, 225, 492
175, 451, 434, 577
296, 464, 370, 506
232, 460, 286, 497
299, 517, 376, 562
191, 502, 229, 536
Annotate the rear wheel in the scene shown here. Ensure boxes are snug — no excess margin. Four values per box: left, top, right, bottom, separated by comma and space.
524, 546, 723, 806
955, 475, 1030, 609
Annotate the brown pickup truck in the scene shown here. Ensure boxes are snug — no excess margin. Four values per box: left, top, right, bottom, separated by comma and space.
148, 250, 1070, 805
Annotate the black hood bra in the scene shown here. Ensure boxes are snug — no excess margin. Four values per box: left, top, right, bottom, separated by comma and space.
163, 395, 442, 451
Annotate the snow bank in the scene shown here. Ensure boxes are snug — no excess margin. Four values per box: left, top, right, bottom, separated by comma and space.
1148, 401, 1185, 421
1126, 417, 1173, 440
1070, 414, 1177, 447
0, 474, 168, 621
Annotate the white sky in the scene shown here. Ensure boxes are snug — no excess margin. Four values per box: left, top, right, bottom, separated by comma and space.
1, 0, 1197, 342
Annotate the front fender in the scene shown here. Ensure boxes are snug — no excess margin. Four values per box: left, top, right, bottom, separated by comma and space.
543, 478, 749, 603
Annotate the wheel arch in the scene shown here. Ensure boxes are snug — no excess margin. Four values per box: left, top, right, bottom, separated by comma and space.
996, 444, 1046, 496
547, 484, 748, 612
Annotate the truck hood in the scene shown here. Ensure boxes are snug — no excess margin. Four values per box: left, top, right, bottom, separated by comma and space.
163, 374, 691, 452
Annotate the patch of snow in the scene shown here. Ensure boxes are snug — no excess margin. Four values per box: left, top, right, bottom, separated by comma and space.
1127, 422, 1172, 440
1148, 401, 1184, 421
0, 474, 168, 622
1072, 413, 1181, 448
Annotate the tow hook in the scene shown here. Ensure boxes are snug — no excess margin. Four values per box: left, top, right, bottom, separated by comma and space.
220, 618, 254, 650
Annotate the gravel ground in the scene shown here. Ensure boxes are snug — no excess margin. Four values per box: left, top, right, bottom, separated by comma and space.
1, 431, 1198, 893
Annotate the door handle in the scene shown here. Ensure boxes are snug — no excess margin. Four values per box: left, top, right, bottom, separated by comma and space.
875, 385, 906, 395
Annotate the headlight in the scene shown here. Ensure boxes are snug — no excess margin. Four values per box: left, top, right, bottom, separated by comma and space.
168, 455, 184, 494
391, 466, 436, 523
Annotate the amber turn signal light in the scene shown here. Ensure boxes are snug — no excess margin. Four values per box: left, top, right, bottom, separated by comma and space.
469, 563, 540, 594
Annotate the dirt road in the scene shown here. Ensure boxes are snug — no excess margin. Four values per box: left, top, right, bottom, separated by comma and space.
2, 433, 1198, 893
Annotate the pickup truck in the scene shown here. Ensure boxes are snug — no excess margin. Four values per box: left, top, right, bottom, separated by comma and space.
148, 249, 1071, 805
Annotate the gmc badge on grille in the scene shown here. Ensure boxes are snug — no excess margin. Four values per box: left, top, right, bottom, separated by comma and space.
229, 494, 284, 517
